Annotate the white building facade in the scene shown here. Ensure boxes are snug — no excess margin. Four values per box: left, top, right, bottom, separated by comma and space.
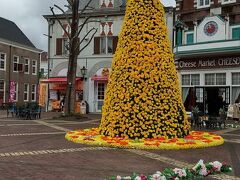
174, 0, 240, 115
44, 0, 174, 113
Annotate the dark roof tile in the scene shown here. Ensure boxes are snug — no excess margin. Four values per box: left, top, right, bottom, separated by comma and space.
0, 17, 35, 48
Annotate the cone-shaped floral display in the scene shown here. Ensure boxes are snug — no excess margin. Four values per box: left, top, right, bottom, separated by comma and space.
99, 0, 190, 139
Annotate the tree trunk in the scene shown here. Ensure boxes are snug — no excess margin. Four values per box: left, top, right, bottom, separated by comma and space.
65, 0, 79, 115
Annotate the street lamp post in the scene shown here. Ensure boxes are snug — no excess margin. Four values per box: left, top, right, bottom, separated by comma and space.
43, 19, 53, 112
80, 66, 87, 81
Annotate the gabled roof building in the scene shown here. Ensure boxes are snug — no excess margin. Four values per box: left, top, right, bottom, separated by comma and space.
0, 17, 42, 105
173, 0, 240, 115
43, 0, 175, 113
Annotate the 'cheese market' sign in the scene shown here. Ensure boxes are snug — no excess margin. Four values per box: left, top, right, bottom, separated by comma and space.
177, 56, 240, 70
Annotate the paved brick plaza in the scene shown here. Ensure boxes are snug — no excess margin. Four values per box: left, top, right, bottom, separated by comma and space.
0, 111, 239, 180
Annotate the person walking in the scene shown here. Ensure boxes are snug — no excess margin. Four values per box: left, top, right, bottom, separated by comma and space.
60, 96, 65, 112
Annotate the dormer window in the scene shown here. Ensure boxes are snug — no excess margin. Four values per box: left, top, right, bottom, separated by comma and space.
222, 0, 236, 4
197, 0, 210, 9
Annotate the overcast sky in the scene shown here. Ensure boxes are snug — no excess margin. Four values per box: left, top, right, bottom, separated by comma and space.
0, 0, 175, 51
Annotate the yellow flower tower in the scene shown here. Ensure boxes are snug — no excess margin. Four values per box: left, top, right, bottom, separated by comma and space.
99, 0, 190, 139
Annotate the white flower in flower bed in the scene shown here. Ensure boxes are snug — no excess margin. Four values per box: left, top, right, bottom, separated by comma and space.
173, 168, 187, 177
209, 161, 222, 172
134, 176, 141, 180
192, 159, 208, 176
116, 175, 131, 180
151, 171, 166, 180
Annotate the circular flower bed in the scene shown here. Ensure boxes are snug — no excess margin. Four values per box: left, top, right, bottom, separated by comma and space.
65, 129, 224, 149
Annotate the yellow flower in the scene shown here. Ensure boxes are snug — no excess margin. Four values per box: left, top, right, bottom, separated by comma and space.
99, 0, 190, 139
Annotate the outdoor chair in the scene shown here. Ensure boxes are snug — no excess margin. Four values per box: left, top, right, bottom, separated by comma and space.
16, 106, 28, 119
7, 103, 17, 117
192, 113, 204, 129
206, 116, 219, 129
29, 105, 41, 119
218, 114, 227, 128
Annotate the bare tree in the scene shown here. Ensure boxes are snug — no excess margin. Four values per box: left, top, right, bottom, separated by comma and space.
50, 0, 97, 115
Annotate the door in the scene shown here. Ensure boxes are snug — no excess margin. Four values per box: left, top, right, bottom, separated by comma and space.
205, 87, 230, 115
96, 82, 106, 112
195, 87, 206, 113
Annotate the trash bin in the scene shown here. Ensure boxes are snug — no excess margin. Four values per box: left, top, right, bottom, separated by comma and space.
80, 100, 86, 114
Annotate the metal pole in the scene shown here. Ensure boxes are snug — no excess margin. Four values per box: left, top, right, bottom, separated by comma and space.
46, 20, 52, 112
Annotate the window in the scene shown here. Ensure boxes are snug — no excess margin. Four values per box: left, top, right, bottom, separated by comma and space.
0, 80, 4, 104
63, 39, 69, 54
182, 75, 190, 86
197, 0, 210, 8
32, 60, 37, 75
181, 74, 200, 86
31, 84, 37, 101
24, 84, 29, 101
196, 88, 204, 103
13, 56, 19, 72
94, 36, 118, 54
191, 74, 200, 85
56, 38, 70, 55
205, 73, 226, 85
24, 58, 29, 74
222, 0, 236, 4
100, 36, 113, 54
232, 27, 240, 40
216, 73, 226, 85
186, 33, 194, 44
205, 74, 215, 85
0, 53, 6, 70
232, 72, 240, 85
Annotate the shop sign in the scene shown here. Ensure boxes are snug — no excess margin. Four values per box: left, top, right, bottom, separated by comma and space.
102, 68, 110, 76
39, 84, 46, 106
177, 56, 240, 70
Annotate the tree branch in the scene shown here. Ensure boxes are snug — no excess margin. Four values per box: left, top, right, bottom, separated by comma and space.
77, 16, 91, 37
79, 28, 98, 54
54, 4, 71, 25
64, 4, 72, 10
75, 27, 96, 52
50, 6, 70, 39
80, 0, 94, 14
67, 0, 73, 6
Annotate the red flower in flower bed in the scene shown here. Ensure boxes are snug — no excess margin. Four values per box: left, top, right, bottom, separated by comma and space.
83, 137, 95, 141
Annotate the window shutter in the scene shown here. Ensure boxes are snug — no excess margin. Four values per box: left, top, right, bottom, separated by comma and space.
94, 37, 100, 54
186, 33, 194, 44
176, 28, 182, 46
112, 36, 119, 54
232, 28, 240, 40
56, 38, 63, 55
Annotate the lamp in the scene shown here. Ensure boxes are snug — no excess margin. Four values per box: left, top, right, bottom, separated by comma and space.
80, 66, 87, 81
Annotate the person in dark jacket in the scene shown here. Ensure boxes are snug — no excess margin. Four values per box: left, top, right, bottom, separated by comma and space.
60, 96, 65, 112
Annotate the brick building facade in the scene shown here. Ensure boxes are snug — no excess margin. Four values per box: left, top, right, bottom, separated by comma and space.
0, 17, 42, 105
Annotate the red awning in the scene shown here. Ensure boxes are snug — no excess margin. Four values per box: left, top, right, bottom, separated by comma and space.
91, 75, 108, 81
41, 77, 82, 83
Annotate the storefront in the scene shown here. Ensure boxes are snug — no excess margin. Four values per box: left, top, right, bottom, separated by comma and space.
89, 67, 110, 113
40, 77, 83, 112
177, 55, 240, 115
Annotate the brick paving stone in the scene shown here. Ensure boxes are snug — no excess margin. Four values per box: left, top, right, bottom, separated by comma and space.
0, 114, 238, 179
